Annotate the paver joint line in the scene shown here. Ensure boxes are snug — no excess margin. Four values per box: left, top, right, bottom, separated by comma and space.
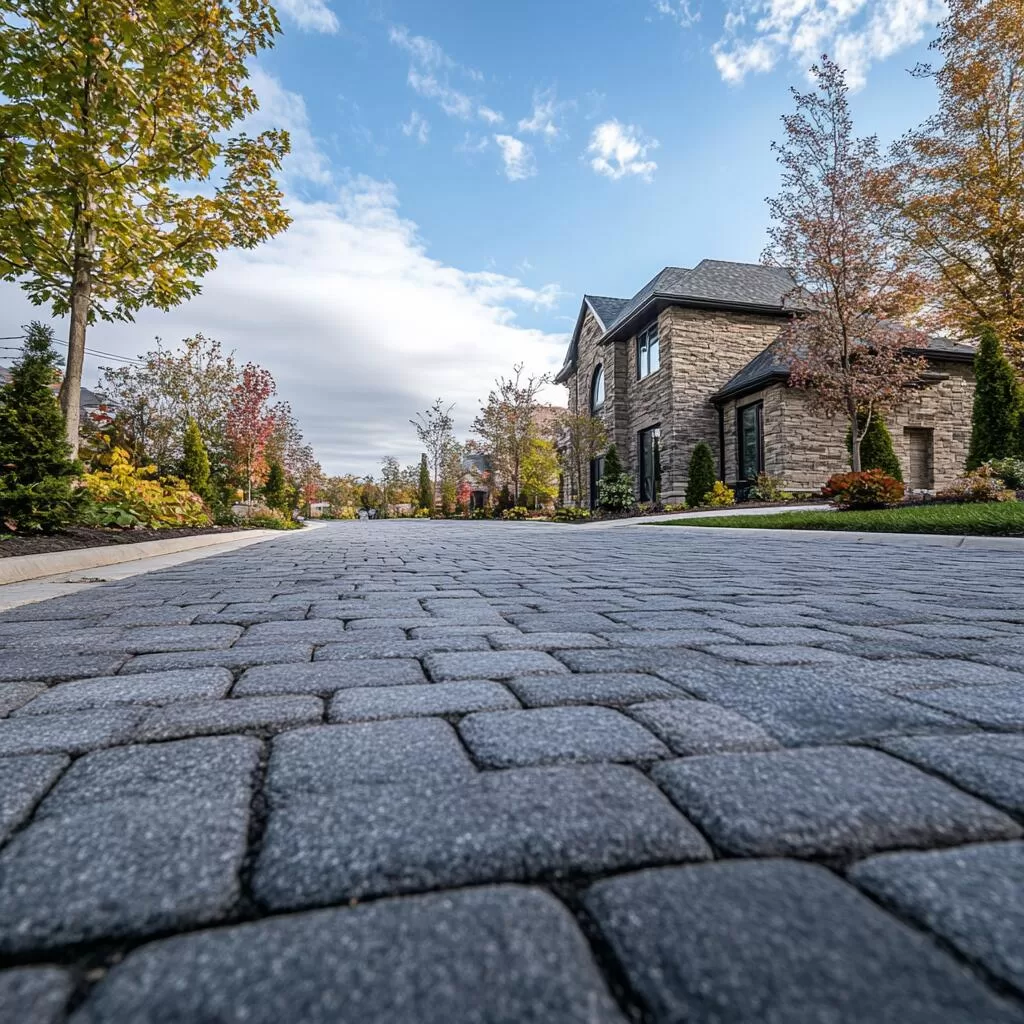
0, 519, 1021, 1024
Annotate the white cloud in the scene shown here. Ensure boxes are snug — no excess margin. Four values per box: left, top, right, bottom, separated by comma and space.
478, 105, 504, 125
653, 0, 702, 28
401, 110, 430, 144
388, 25, 454, 68
494, 135, 538, 181
275, 0, 339, 34
586, 120, 659, 181
711, 0, 945, 88
0, 75, 566, 476
407, 68, 474, 120
517, 89, 567, 141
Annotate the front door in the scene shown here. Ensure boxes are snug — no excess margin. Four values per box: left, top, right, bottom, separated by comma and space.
905, 428, 934, 490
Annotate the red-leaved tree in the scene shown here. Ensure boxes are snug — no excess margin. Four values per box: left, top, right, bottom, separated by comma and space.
765, 55, 928, 472
226, 363, 277, 503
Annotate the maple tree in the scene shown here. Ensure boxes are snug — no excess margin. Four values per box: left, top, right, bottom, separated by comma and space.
226, 363, 278, 503
890, 0, 1024, 370
473, 364, 550, 502
555, 410, 608, 507
765, 56, 927, 472
0, 0, 291, 453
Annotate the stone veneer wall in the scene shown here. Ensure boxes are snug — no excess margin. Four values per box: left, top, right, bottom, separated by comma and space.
719, 360, 975, 492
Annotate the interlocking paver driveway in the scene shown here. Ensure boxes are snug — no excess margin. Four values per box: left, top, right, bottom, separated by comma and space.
0, 521, 1023, 1023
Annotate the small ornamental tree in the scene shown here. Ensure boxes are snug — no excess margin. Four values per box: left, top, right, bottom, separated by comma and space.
602, 444, 624, 484
226, 363, 277, 504
967, 326, 1024, 468
263, 461, 288, 512
556, 410, 607, 508
846, 413, 903, 481
417, 454, 432, 510
493, 483, 514, 515
686, 442, 716, 506
410, 399, 454, 507
597, 445, 634, 511
0, 322, 82, 532
765, 56, 927, 471
180, 419, 211, 501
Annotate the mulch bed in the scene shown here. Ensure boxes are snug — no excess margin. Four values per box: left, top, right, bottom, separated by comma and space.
0, 526, 240, 559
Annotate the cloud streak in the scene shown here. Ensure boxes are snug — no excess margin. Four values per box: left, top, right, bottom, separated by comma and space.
586, 120, 659, 181
494, 135, 538, 181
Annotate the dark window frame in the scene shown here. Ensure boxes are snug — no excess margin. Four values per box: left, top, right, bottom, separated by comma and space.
591, 365, 605, 413
638, 425, 661, 502
589, 456, 605, 509
736, 400, 765, 482
636, 322, 660, 380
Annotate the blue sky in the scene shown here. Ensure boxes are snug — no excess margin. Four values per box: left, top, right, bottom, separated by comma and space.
0, 0, 948, 474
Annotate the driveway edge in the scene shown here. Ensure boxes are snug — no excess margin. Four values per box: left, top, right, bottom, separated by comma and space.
0, 529, 287, 586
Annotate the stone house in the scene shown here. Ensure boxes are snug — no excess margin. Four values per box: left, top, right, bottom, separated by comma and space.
554, 260, 976, 504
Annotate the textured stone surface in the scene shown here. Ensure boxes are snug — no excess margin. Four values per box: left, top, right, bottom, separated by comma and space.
878, 733, 1024, 815
585, 860, 1021, 1023
508, 672, 682, 708
0, 709, 141, 756
267, 720, 475, 796
0, 521, 1021, 1015
14, 668, 234, 715
328, 682, 519, 723
0, 754, 68, 842
0, 798, 250, 952
255, 764, 710, 908
234, 658, 426, 695
73, 888, 627, 1024
134, 695, 322, 741
850, 842, 1024, 996
652, 747, 1022, 858
459, 706, 669, 768
627, 699, 781, 754
0, 966, 73, 1024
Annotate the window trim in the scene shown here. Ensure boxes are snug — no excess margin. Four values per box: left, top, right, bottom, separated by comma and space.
638, 425, 661, 502
636, 322, 660, 381
735, 400, 765, 482
590, 365, 605, 413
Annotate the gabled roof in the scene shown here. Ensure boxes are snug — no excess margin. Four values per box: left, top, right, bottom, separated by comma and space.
711, 334, 978, 404
555, 260, 800, 384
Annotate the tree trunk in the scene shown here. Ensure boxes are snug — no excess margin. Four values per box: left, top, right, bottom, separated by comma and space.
848, 398, 862, 473
60, 249, 93, 456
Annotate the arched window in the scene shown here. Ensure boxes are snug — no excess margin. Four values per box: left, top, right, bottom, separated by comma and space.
591, 365, 605, 412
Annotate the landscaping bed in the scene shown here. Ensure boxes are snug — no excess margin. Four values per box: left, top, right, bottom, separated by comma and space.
652, 501, 1024, 536
0, 525, 251, 558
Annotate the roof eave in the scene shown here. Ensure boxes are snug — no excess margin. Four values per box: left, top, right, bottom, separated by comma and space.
710, 371, 790, 405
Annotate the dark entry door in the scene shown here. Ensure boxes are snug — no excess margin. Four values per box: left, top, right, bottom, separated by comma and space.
905, 428, 934, 490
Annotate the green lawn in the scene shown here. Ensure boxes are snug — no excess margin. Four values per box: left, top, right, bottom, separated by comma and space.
652, 501, 1024, 536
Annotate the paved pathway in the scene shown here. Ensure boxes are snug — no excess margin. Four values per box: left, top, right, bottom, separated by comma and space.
1, 521, 1023, 1023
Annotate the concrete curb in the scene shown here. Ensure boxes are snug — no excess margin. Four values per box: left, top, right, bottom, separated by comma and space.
0, 529, 286, 586
638, 523, 1024, 551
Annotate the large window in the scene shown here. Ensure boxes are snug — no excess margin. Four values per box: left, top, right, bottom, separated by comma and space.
737, 401, 764, 481
639, 426, 661, 502
589, 456, 605, 509
591, 365, 605, 412
636, 323, 660, 380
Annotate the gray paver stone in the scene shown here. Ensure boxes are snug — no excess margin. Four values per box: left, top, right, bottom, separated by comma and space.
119, 644, 313, 674
424, 650, 568, 682
627, 699, 781, 755
0, 709, 141, 757
329, 682, 519, 723
0, 967, 73, 1024
585, 860, 1022, 1023
651, 746, 1022, 859
508, 673, 682, 708
135, 696, 322, 741
0, 754, 68, 842
0, 654, 126, 684
904, 682, 1024, 729
0, 682, 47, 717
234, 659, 426, 696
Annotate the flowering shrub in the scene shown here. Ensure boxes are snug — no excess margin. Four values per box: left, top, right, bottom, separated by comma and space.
662, 502, 688, 513
414, 507, 432, 518
938, 465, 1016, 503
749, 472, 788, 502
707, 481, 736, 507
822, 470, 904, 509
501, 506, 529, 520
469, 507, 491, 520
82, 448, 212, 528
987, 457, 1024, 491
597, 474, 635, 511
554, 506, 591, 522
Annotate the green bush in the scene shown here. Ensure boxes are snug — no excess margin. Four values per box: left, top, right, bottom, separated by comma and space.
685, 442, 716, 506
180, 419, 212, 501
988, 457, 1024, 490
501, 506, 528, 520
470, 506, 491, 519
847, 413, 903, 481
0, 322, 83, 533
821, 470, 905, 510
243, 510, 302, 530
749, 472, 787, 501
262, 461, 289, 512
968, 326, 1024, 468
597, 445, 634, 511
707, 481, 735, 507
554, 506, 591, 522
938, 465, 1016, 503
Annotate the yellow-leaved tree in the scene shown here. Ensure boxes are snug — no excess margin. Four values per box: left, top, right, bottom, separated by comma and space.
891, 0, 1024, 370
0, 0, 292, 453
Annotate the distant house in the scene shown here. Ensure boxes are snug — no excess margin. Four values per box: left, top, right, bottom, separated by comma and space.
0, 365, 112, 426
554, 259, 976, 504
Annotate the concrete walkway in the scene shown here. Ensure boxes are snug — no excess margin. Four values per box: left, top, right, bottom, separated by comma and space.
0, 521, 1022, 1023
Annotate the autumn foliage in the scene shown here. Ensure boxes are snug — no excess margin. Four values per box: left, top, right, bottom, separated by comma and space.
822, 470, 905, 509
226, 363, 278, 503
